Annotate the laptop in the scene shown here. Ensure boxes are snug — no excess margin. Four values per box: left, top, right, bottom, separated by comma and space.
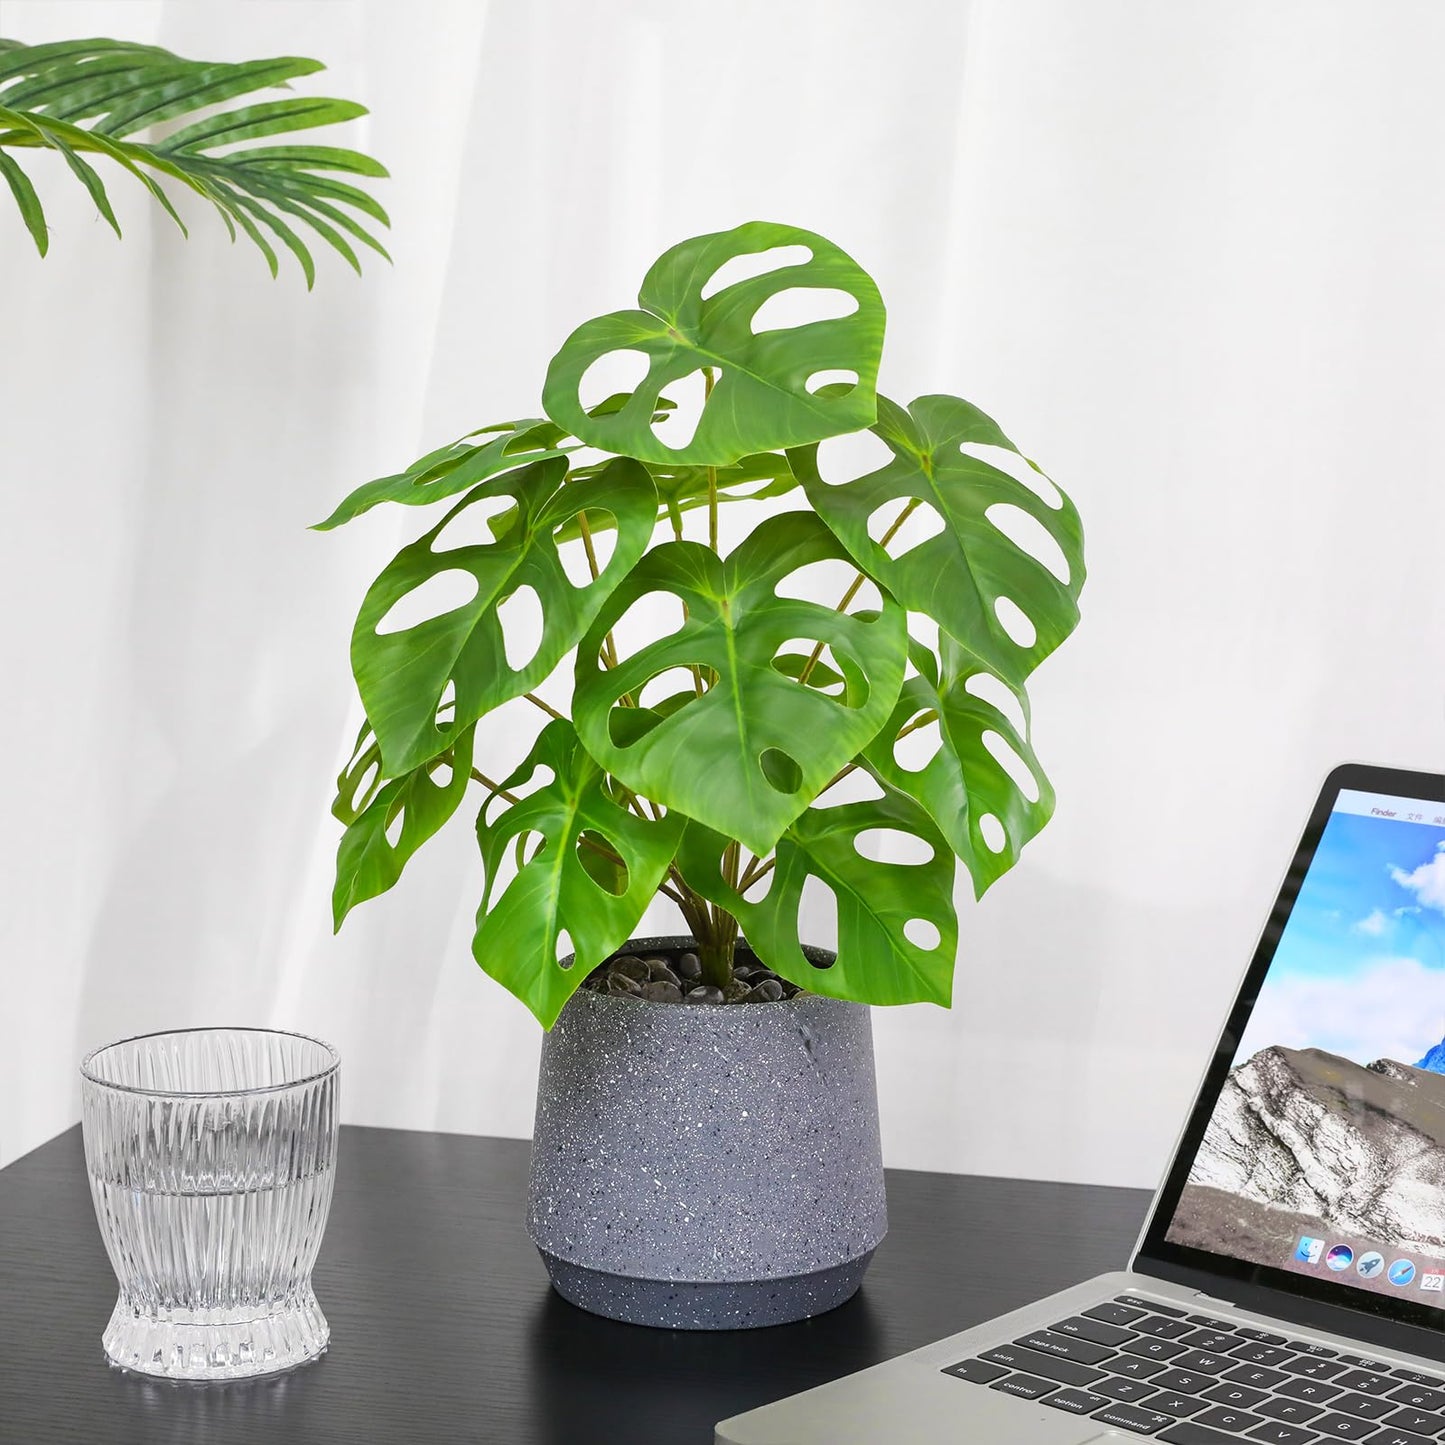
718, 761, 1445, 1445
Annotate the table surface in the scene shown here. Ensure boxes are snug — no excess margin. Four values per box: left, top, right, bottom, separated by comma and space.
0, 1125, 1149, 1444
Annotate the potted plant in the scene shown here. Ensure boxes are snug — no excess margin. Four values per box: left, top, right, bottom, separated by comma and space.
321, 221, 1085, 1328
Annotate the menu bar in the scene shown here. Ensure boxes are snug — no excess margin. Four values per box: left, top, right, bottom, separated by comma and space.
1335, 789, 1445, 828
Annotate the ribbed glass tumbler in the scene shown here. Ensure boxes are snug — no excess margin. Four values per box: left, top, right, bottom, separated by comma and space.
79, 1027, 340, 1381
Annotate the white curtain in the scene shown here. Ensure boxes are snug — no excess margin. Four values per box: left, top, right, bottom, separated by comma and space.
4, 0, 1442, 1187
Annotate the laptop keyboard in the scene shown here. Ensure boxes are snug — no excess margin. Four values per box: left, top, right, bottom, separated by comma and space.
942, 1294, 1445, 1443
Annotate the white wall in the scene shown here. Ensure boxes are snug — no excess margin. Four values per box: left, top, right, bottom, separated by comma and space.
3, 0, 1442, 1189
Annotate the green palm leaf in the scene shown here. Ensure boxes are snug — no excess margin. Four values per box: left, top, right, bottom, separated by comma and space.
0, 36, 387, 285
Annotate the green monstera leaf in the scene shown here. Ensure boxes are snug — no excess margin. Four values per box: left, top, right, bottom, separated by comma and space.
675, 783, 958, 1007
542, 221, 884, 466
312, 418, 571, 531
474, 720, 683, 1027
573, 511, 908, 857
352, 456, 656, 776
791, 393, 1085, 688
331, 725, 475, 928
865, 637, 1055, 899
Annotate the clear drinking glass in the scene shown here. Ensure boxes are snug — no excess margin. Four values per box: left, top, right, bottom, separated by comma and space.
80, 1027, 340, 1380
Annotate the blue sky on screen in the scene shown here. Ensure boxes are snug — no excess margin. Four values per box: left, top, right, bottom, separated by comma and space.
1235, 812, 1445, 1068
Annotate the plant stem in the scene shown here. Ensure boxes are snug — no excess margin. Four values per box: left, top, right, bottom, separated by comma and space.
736, 855, 774, 892
576, 510, 620, 670
703, 368, 718, 553
797, 497, 921, 686
523, 692, 563, 720
470, 768, 520, 805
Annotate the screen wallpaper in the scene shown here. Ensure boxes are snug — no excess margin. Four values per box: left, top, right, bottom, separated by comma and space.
1164, 793, 1445, 1305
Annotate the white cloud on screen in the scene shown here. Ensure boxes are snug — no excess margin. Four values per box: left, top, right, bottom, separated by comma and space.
1353, 909, 1391, 937
1393, 842, 1445, 914
1235, 955, 1445, 1068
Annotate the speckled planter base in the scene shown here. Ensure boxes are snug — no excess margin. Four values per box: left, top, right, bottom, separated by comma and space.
528, 936, 887, 1331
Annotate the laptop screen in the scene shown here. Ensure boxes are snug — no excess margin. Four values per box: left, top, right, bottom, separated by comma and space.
1141, 765, 1445, 1329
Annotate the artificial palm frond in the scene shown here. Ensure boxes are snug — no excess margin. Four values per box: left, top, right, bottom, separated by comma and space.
0, 37, 389, 286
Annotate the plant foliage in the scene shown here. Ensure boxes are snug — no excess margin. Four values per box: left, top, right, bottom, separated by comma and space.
323, 221, 1086, 1026
0, 37, 387, 284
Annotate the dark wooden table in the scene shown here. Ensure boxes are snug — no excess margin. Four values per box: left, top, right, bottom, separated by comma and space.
0, 1125, 1149, 1444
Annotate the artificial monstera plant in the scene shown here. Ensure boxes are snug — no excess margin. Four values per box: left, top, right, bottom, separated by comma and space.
0, 36, 387, 284
322, 222, 1085, 1027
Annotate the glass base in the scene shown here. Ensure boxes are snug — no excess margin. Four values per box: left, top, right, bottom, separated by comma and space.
101, 1288, 329, 1380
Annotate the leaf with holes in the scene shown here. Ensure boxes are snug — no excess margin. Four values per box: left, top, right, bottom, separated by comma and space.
542, 221, 884, 466
352, 456, 656, 776
572, 512, 907, 856
675, 784, 957, 1006
332, 727, 474, 929
313, 418, 572, 530
473, 720, 683, 1027
791, 393, 1085, 687
866, 638, 1055, 899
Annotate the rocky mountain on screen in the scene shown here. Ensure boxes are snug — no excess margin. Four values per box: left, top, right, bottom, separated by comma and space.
1189, 1044, 1445, 1252
1417, 1033, 1445, 1073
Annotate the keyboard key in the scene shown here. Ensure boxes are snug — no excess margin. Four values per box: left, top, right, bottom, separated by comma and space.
1151, 1371, 1217, 1395
1111, 1355, 1170, 1380
1124, 1337, 1189, 1362
1383, 1406, 1444, 1434
1173, 1352, 1235, 1375
1182, 1329, 1244, 1352
1016, 1331, 1114, 1366
1092, 1401, 1175, 1433
1226, 1365, 1289, 1390
1246, 1425, 1318, 1444
1258, 1395, 1323, 1423
1311, 1415, 1379, 1439
1099, 1376, 1163, 1403
1282, 1355, 1345, 1380
1137, 1316, 1196, 1340
1142, 1392, 1208, 1417
1041, 1387, 1111, 1415
941, 1358, 1008, 1384
1159, 1426, 1243, 1445
1390, 1382, 1445, 1411
1204, 1381, 1267, 1409
1052, 1314, 1135, 1348
1089, 1302, 1149, 1326
1277, 1377, 1341, 1404
1337, 1354, 1391, 1371
1369, 1430, 1439, 1445
1232, 1343, 1294, 1368
1118, 1295, 1188, 1318
1332, 1390, 1398, 1420
988, 1372, 1055, 1400
1235, 1328, 1288, 1344
1393, 1370, 1445, 1388
1195, 1405, 1263, 1431
1187, 1315, 1238, 1330
979, 1343, 1104, 1390
1287, 1340, 1337, 1358
1335, 1368, 1398, 1396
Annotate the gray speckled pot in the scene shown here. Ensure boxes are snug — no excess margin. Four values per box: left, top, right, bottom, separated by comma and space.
528, 936, 887, 1330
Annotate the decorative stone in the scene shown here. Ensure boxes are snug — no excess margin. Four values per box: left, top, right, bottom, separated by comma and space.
605, 974, 641, 998
529, 935, 886, 1330
747, 978, 784, 1003
683, 985, 725, 1005
612, 955, 649, 983
676, 952, 702, 980
644, 958, 682, 988
638, 980, 683, 1003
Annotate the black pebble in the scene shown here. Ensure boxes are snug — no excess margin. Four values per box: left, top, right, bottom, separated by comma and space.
612, 955, 649, 983
684, 985, 725, 1005
676, 952, 702, 980
747, 979, 784, 1002
639, 980, 684, 1003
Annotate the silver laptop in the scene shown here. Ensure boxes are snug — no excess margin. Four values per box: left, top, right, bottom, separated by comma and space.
718, 762, 1445, 1445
